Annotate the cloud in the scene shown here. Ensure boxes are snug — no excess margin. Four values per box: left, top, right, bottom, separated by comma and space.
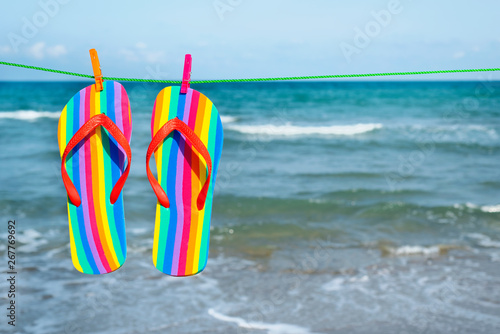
28, 42, 67, 59
28, 42, 45, 59
143, 50, 165, 63
0, 45, 12, 54
452, 51, 465, 59
119, 44, 165, 64
46, 44, 67, 57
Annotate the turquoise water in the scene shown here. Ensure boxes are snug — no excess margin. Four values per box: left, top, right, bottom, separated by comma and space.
0, 81, 499, 333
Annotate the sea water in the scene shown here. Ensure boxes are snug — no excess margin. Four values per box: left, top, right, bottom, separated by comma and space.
0, 81, 499, 333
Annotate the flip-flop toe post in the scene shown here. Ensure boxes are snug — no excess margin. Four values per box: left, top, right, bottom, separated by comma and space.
58, 81, 132, 274
147, 86, 223, 276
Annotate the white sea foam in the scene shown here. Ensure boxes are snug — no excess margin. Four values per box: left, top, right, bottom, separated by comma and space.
453, 202, 479, 211
17, 228, 48, 253
323, 275, 370, 292
129, 227, 148, 235
0, 110, 60, 121
467, 233, 500, 248
385, 245, 442, 256
409, 124, 493, 132
323, 277, 345, 291
208, 309, 313, 334
407, 124, 497, 135
349, 275, 370, 283
403, 124, 499, 142
227, 123, 382, 136
453, 203, 500, 213
481, 204, 500, 213
18, 228, 42, 242
491, 251, 500, 262
220, 115, 237, 124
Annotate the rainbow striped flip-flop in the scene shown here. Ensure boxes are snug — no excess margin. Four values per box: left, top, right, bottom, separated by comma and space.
58, 81, 132, 274
146, 86, 223, 276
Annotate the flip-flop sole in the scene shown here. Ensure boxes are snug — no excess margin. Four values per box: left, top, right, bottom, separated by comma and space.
151, 86, 223, 276
58, 81, 132, 274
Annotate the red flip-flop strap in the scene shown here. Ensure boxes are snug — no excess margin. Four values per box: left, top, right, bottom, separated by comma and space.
61, 114, 132, 207
146, 117, 212, 210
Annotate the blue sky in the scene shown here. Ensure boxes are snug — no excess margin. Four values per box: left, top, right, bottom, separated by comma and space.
1, 0, 499, 81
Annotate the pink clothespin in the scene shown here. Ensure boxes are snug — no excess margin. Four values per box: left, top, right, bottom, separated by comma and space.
180, 54, 192, 94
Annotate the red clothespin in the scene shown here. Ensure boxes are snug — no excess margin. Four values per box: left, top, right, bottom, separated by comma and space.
180, 54, 192, 94
89, 49, 103, 92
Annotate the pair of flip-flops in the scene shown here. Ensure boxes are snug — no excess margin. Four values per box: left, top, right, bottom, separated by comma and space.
57, 81, 223, 276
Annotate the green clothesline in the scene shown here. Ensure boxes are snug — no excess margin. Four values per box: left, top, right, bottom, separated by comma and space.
1, 61, 499, 84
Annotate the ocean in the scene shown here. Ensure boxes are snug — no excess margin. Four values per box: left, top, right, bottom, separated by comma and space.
0, 80, 499, 333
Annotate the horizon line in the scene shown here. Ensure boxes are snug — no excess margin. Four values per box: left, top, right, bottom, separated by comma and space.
1, 79, 500, 83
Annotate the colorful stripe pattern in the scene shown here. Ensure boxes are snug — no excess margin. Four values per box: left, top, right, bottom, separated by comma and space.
57, 81, 132, 274
151, 86, 223, 276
